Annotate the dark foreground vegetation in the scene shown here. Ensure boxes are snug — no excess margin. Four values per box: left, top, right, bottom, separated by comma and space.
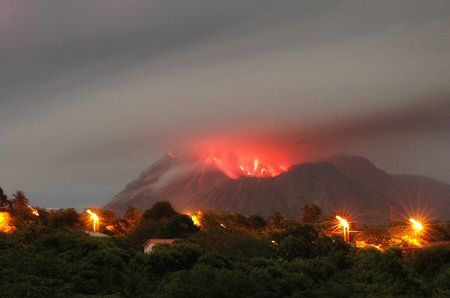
0, 189, 449, 297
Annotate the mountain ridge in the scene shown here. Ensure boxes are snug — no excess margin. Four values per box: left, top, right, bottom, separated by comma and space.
104, 154, 450, 224
324, 154, 450, 220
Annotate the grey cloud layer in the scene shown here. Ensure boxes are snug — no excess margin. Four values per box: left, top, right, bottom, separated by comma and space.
0, 0, 449, 207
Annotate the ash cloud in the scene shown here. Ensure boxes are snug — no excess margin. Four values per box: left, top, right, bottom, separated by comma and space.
0, 1, 449, 207
294, 100, 450, 150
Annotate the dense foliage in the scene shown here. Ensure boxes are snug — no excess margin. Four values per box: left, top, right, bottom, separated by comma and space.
0, 190, 448, 297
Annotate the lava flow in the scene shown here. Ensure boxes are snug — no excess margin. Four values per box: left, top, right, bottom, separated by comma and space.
206, 153, 287, 178
193, 137, 298, 179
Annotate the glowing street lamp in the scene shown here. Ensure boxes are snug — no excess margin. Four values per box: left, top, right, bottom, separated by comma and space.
336, 215, 350, 242
87, 209, 99, 233
27, 205, 39, 216
409, 218, 424, 233
0, 212, 15, 234
189, 210, 203, 227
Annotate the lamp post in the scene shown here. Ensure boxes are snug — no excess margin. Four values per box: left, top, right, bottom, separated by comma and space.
409, 218, 423, 234
336, 215, 350, 242
87, 210, 99, 233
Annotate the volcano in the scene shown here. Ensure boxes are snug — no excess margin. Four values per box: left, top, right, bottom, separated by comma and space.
104, 153, 450, 224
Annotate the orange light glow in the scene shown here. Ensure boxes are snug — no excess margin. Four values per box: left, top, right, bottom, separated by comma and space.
409, 218, 424, 233
0, 212, 15, 234
207, 154, 285, 178
167, 151, 177, 158
356, 240, 383, 251
27, 205, 39, 216
190, 210, 203, 227
336, 215, 350, 242
401, 234, 422, 247
191, 136, 300, 179
87, 209, 100, 233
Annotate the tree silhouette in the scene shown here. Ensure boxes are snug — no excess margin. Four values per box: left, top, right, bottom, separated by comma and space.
11, 191, 34, 224
143, 201, 177, 221
12, 191, 29, 208
124, 206, 141, 226
0, 187, 12, 211
301, 203, 322, 224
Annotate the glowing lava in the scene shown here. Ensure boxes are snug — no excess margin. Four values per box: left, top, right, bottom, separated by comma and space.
87, 209, 100, 233
0, 212, 15, 234
188, 135, 299, 179
207, 154, 286, 178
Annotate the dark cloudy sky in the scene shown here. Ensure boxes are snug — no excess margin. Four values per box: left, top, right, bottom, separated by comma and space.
1, 0, 449, 208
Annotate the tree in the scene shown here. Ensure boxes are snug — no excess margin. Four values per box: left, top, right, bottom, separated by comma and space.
113, 206, 142, 236
267, 212, 286, 228
248, 215, 266, 229
278, 235, 314, 260
99, 209, 118, 231
12, 191, 29, 209
10, 191, 35, 225
127, 202, 199, 247
0, 187, 11, 211
46, 208, 81, 229
301, 203, 322, 225
124, 206, 142, 226
142, 201, 177, 221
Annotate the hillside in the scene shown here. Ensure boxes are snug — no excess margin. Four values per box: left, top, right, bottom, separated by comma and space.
326, 154, 450, 220
104, 154, 443, 224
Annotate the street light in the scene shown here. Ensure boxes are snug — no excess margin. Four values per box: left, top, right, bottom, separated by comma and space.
336, 215, 350, 242
409, 218, 424, 233
87, 209, 99, 233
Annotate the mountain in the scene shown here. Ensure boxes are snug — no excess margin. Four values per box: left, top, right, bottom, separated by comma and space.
105, 155, 230, 214
325, 154, 450, 220
104, 154, 450, 224
193, 162, 393, 224
104, 154, 450, 223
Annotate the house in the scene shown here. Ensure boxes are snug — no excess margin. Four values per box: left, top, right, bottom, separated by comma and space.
144, 239, 176, 254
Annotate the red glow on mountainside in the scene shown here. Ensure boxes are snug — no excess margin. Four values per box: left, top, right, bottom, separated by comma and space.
204, 153, 286, 178
194, 137, 299, 179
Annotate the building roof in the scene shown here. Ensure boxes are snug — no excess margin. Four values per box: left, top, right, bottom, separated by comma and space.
85, 231, 110, 237
144, 238, 177, 247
